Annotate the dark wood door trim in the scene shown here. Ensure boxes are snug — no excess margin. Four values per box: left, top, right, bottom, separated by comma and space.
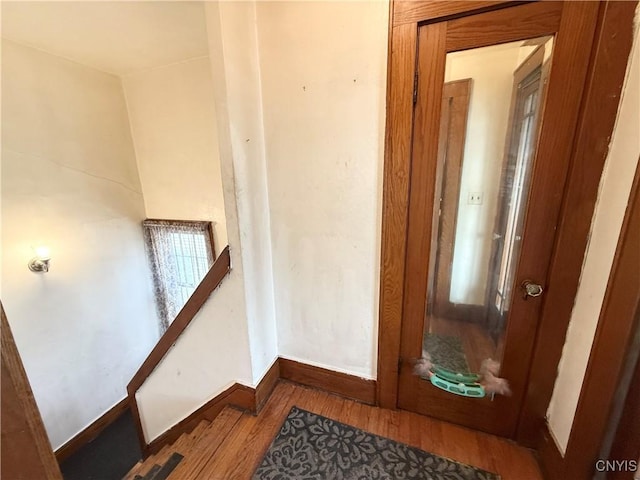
399, 19, 447, 366
540, 163, 640, 479
377, 18, 418, 409
516, 0, 638, 446
392, 1, 527, 27
444, 1, 562, 53
607, 326, 640, 480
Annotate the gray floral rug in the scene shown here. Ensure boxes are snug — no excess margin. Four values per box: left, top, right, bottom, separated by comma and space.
423, 334, 470, 373
252, 407, 499, 480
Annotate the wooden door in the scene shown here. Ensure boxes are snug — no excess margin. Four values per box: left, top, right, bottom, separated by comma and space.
397, 1, 600, 437
427, 79, 471, 320
607, 328, 640, 480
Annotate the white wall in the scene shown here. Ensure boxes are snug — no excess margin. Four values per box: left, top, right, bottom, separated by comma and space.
122, 57, 228, 253
127, 0, 389, 442
547, 26, 640, 454
130, 0, 638, 449
134, 0, 282, 441
445, 46, 521, 305
135, 273, 254, 441
215, 1, 278, 383
129, 0, 390, 438
1, 39, 159, 449
256, 0, 388, 379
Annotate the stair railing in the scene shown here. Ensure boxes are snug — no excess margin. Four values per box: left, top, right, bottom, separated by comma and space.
127, 246, 231, 454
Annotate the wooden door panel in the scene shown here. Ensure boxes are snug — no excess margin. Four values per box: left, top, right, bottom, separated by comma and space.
397, 1, 600, 437
393, 1, 514, 27
445, 1, 562, 52
497, 0, 599, 417
400, 20, 447, 362
376, 20, 418, 409
607, 330, 640, 480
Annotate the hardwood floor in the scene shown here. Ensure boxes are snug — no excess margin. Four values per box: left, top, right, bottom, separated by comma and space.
125, 381, 543, 479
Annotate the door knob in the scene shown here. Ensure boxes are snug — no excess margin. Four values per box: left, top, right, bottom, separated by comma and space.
522, 280, 544, 299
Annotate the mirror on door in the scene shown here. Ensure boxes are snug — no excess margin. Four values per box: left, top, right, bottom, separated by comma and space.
415, 36, 554, 397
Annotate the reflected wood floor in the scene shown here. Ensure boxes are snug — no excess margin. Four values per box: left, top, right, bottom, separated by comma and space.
125, 381, 543, 479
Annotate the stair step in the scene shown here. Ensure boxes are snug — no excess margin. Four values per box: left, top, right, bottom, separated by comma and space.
193, 385, 292, 479
173, 420, 209, 455
124, 408, 246, 480
123, 460, 146, 480
192, 411, 257, 479
141, 464, 161, 479
152, 443, 174, 469
122, 421, 209, 479
148, 452, 184, 480
121, 441, 164, 479
166, 407, 244, 479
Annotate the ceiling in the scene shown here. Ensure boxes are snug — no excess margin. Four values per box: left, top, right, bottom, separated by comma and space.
1, 1, 209, 76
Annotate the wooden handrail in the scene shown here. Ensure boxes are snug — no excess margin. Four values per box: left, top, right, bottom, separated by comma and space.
127, 245, 231, 393
127, 245, 231, 452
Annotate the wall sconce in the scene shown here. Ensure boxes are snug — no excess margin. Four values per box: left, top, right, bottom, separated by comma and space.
28, 246, 51, 273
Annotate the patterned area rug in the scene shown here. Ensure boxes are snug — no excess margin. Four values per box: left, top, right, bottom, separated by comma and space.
252, 407, 500, 480
423, 333, 470, 373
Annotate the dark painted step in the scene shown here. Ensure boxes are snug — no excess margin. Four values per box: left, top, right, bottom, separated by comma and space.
133, 451, 184, 480
148, 453, 184, 480
141, 463, 161, 479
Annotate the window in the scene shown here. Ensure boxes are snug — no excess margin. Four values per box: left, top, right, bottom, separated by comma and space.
143, 219, 215, 332
494, 67, 543, 315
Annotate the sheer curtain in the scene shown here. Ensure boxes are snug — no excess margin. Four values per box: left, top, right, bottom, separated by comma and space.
142, 220, 215, 332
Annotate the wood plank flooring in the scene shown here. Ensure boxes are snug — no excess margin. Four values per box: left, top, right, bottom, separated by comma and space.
125, 381, 543, 479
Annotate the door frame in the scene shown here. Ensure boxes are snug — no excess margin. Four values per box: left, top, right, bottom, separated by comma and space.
402, 0, 596, 438
1, 304, 63, 479
377, 0, 637, 447
539, 162, 640, 478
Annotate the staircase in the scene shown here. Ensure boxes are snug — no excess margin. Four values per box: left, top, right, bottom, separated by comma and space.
123, 406, 247, 480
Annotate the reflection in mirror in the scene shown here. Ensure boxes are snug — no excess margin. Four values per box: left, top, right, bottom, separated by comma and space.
416, 36, 554, 397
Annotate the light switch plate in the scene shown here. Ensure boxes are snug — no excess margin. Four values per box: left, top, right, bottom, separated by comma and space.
468, 191, 483, 205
